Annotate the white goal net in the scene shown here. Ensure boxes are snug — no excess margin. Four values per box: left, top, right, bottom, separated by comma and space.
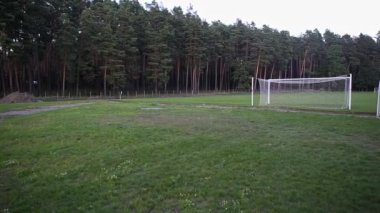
256, 75, 352, 110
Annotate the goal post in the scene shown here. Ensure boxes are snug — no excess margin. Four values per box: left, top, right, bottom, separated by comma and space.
251, 77, 254, 106
258, 74, 352, 110
348, 73, 352, 110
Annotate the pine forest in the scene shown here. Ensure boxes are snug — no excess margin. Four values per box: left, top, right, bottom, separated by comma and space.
1, 0, 380, 97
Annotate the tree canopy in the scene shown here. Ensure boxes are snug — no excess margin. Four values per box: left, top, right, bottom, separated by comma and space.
1, 0, 379, 97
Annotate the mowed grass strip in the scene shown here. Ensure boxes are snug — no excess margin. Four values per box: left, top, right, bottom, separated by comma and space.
0, 100, 379, 211
127, 92, 377, 113
0, 91, 376, 114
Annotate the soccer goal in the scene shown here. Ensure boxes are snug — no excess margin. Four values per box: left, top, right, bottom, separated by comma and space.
377, 81, 380, 118
255, 74, 352, 110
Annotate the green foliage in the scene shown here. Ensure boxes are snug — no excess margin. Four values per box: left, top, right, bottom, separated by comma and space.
354, 34, 380, 90
80, 0, 125, 94
1, 0, 379, 96
145, 2, 173, 93
326, 44, 345, 76
232, 60, 250, 89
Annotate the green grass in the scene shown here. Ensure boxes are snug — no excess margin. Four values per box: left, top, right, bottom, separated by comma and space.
352, 92, 378, 113
127, 94, 257, 107
1, 98, 379, 211
0, 92, 376, 114
126, 92, 377, 113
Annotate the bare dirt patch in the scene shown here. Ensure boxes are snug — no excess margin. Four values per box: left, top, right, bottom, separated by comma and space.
0, 103, 91, 119
0, 92, 39, 103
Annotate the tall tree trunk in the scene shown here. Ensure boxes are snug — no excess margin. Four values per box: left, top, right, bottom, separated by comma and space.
191, 60, 194, 93
298, 56, 301, 77
37, 64, 41, 96
285, 65, 287, 79
15, 64, 20, 91
264, 64, 267, 79
142, 54, 146, 91
46, 62, 51, 93
220, 59, 224, 91
346, 62, 351, 74
205, 60, 209, 91
164, 70, 167, 93
254, 53, 261, 92
301, 49, 308, 78
214, 58, 218, 91
290, 58, 293, 78
76, 54, 81, 96
62, 62, 66, 97
176, 57, 180, 92
309, 56, 313, 77
197, 59, 201, 93
193, 63, 197, 93
28, 66, 32, 93
21, 64, 26, 92
32, 44, 39, 95
103, 66, 107, 96
8, 63, 13, 92
185, 58, 189, 94
154, 69, 158, 94
270, 64, 275, 79
1, 63, 5, 96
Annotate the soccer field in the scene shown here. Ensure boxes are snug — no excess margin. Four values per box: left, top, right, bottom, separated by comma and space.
0, 93, 379, 211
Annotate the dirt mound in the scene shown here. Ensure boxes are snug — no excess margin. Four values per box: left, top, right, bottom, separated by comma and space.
0, 92, 39, 103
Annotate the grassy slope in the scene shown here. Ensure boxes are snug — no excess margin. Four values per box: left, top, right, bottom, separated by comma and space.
1, 101, 379, 211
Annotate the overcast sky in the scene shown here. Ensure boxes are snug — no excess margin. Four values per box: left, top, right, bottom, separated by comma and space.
137, 0, 380, 38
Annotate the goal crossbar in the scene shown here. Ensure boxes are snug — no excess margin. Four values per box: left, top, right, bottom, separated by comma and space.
264, 76, 349, 84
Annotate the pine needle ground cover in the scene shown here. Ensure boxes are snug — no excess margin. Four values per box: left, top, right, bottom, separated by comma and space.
1, 95, 379, 211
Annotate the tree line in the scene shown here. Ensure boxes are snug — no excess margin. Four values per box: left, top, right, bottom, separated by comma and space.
1, 0, 380, 97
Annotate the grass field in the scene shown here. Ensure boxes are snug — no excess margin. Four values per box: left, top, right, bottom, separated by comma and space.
1, 93, 379, 211
127, 92, 377, 114
261, 91, 378, 113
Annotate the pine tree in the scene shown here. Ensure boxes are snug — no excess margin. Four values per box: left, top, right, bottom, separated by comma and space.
80, 0, 124, 96
170, 6, 186, 92
116, 1, 138, 91
57, 1, 78, 97
323, 30, 345, 76
145, 1, 173, 93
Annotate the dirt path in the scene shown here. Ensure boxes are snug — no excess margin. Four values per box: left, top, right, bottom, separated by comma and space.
0, 103, 91, 119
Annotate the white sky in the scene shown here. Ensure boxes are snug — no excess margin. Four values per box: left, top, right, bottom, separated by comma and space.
137, 0, 380, 38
